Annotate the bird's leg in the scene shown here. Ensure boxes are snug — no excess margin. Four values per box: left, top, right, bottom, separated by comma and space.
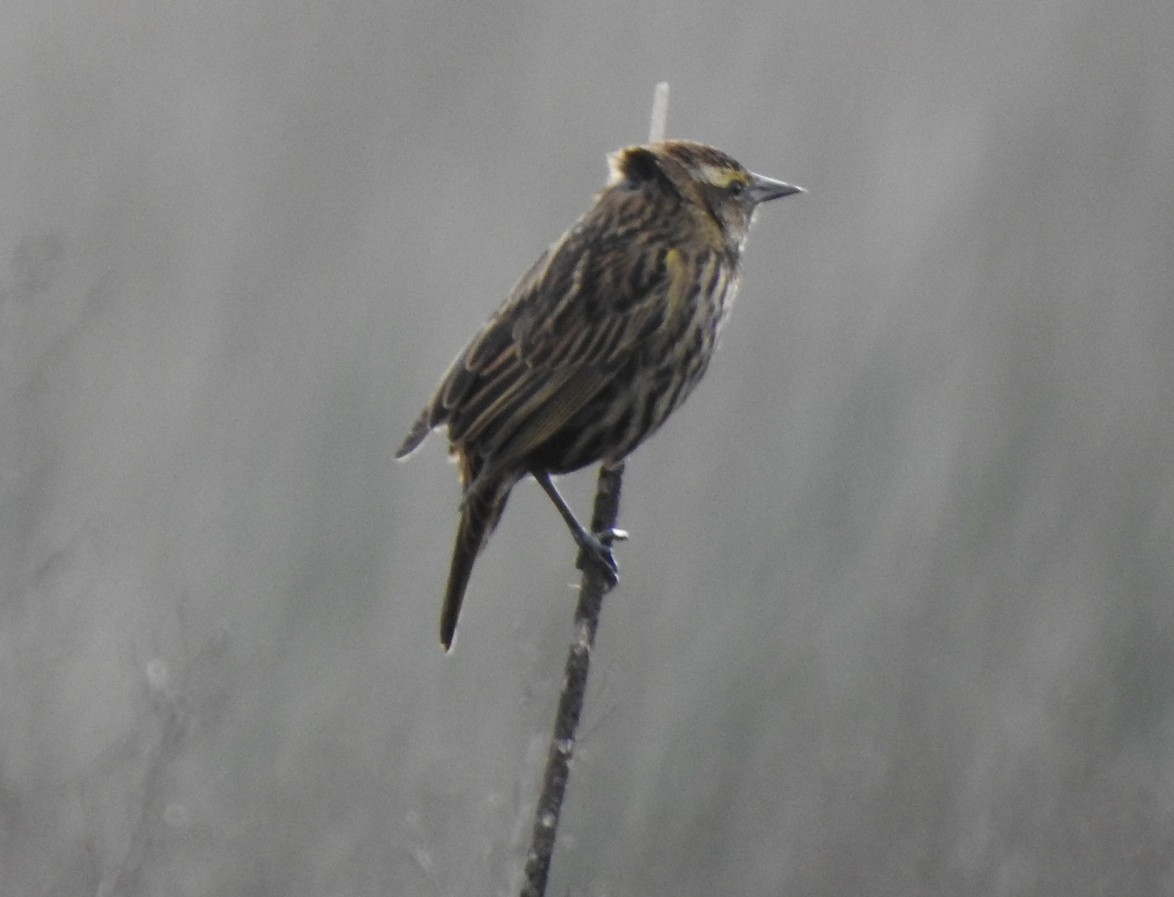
533, 471, 627, 586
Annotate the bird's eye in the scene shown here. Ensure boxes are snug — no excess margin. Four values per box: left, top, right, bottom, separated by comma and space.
727, 180, 745, 197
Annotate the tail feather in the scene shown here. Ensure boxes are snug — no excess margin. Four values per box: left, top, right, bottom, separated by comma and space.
440, 482, 510, 650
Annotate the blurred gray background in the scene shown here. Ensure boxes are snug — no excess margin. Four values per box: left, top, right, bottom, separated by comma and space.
3, 1, 1172, 894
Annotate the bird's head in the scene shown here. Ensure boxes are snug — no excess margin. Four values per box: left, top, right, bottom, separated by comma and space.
607, 139, 803, 250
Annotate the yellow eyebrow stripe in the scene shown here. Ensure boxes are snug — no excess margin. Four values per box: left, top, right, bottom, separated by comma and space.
699, 164, 744, 189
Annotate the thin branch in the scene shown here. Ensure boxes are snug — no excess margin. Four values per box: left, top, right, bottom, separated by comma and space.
518, 81, 670, 897
648, 82, 670, 143
519, 462, 625, 897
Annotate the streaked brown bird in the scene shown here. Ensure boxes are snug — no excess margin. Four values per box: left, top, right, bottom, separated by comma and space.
397, 140, 803, 649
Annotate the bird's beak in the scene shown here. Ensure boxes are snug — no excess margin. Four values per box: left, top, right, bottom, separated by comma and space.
748, 172, 805, 204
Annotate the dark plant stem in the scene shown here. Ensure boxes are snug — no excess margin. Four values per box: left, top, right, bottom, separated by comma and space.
519, 461, 625, 897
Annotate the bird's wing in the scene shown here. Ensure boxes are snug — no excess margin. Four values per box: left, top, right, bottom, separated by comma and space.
439, 206, 693, 460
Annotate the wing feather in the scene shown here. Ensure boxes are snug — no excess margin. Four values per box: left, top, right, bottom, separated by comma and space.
410, 185, 693, 473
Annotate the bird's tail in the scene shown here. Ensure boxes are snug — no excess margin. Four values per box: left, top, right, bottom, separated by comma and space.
440, 480, 510, 650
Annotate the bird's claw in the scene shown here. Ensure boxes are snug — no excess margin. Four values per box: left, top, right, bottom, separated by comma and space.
575, 532, 621, 588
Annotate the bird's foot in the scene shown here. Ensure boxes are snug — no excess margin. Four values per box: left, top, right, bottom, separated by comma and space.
574, 529, 626, 588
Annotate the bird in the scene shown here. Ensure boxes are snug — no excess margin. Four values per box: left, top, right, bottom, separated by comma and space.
397, 139, 803, 649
